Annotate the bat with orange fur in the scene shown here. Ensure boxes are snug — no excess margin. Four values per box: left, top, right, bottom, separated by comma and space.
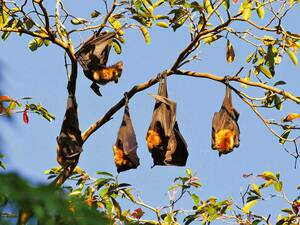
212, 84, 240, 156
75, 32, 123, 96
146, 77, 188, 166
113, 97, 139, 172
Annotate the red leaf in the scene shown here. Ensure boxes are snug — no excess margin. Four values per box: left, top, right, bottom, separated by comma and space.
130, 208, 144, 219
0, 96, 11, 101
23, 110, 29, 124
232, 0, 239, 4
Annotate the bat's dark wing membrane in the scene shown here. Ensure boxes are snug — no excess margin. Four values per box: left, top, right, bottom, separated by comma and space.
211, 85, 240, 152
75, 32, 116, 76
57, 95, 83, 166
147, 77, 188, 166
114, 101, 139, 173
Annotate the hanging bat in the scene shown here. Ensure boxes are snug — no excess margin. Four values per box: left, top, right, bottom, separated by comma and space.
146, 77, 188, 166
212, 84, 240, 156
113, 99, 139, 172
75, 32, 123, 96
56, 95, 83, 167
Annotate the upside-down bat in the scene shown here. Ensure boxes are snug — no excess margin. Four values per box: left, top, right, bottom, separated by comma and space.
113, 98, 139, 172
75, 32, 123, 96
211, 84, 240, 156
56, 95, 83, 166
146, 77, 188, 166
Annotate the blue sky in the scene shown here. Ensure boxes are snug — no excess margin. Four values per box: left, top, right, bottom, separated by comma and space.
0, 1, 300, 223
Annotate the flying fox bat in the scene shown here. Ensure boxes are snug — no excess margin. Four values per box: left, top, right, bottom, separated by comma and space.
75, 32, 123, 96
56, 95, 83, 167
113, 99, 139, 172
146, 77, 188, 166
211, 84, 240, 156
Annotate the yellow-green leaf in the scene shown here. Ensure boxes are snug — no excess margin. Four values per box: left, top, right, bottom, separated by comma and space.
242, 200, 257, 214
258, 171, 277, 181
71, 18, 87, 25
226, 40, 235, 63
109, 16, 124, 36
252, 184, 261, 197
279, 129, 291, 145
286, 48, 298, 66
139, 26, 150, 45
156, 21, 169, 28
223, 0, 230, 10
240, 1, 252, 20
204, 35, 222, 45
274, 181, 283, 192
240, 75, 250, 88
112, 39, 122, 54
256, 2, 264, 19
259, 66, 273, 79
204, 0, 213, 13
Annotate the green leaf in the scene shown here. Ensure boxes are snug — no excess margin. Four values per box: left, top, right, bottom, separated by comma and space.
111, 197, 122, 218
242, 200, 258, 214
122, 189, 136, 202
190, 193, 200, 205
274, 181, 283, 192
274, 81, 286, 86
186, 168, 192, 177
0, 160, 6, 170
139, 26, 150, 45
96, 171, 114, 177
279, 129, 291, 145
285, 48, 298, 65
274, 95, 282, 110
28, 38, 44, 51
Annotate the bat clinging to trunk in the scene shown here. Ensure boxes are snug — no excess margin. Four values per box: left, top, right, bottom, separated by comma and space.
75, 32, 123, 96
212, 83, 240, 156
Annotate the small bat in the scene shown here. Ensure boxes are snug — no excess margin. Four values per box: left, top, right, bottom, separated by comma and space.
146, 77, 188, 166
211, 84, 240, 156
75, 32, 123, 96
113, 99, 139, 173
56, 95, 83, 167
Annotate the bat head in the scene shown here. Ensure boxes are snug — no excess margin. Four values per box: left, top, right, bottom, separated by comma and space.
213, 129, 235, 154
113, 61, 123, 82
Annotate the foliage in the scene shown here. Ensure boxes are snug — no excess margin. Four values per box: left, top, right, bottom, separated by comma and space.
0, 0, 300, 224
